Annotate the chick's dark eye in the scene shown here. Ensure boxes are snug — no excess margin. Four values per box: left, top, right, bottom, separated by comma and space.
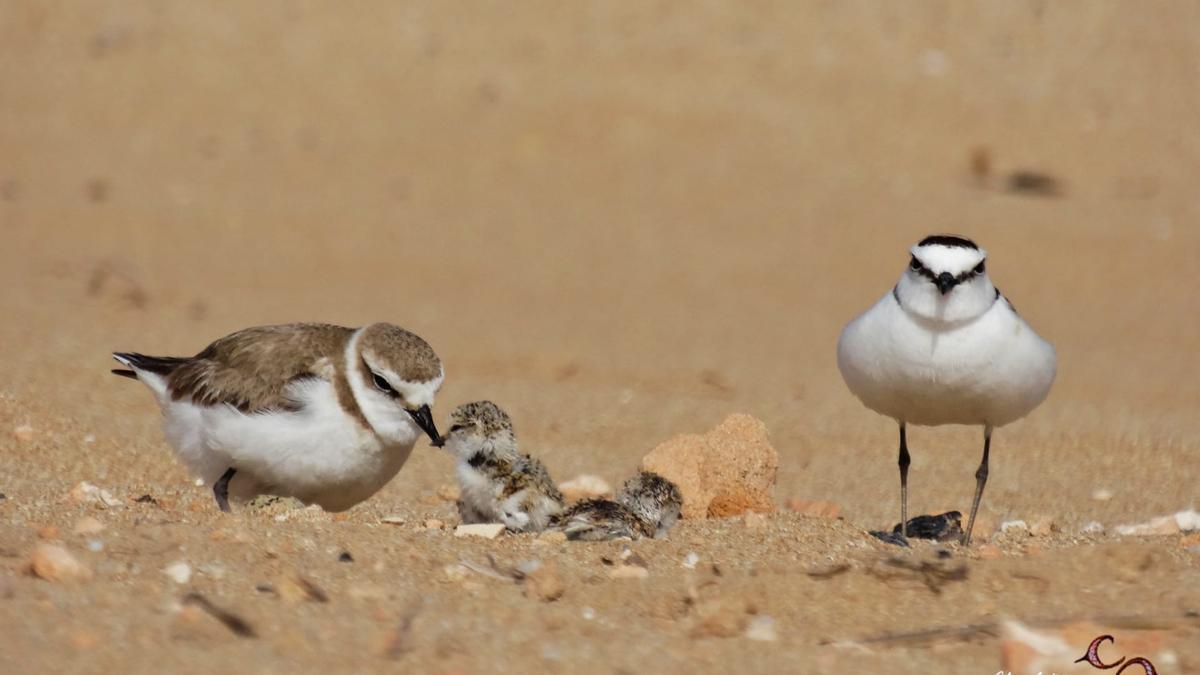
371, 373, 396, 396
448, 424, 465, 433
974, 261, 985, 274
909, 257, 922, 271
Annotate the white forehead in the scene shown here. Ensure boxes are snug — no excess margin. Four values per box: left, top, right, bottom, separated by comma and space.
395, 367, 443, 407
911, 243, 987, 274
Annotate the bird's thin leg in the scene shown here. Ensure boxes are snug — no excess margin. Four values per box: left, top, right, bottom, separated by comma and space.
963, 426, 992, 545
898, 423, 910, 538
213, 467, 236, 513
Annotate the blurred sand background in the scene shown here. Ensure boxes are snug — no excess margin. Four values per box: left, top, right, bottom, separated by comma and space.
1, 3, 1198, 673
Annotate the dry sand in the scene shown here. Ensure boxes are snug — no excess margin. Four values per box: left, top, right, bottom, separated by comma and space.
2, 3, 1198, 673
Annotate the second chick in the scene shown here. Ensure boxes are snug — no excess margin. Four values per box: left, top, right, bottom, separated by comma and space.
554, 471, 683, 541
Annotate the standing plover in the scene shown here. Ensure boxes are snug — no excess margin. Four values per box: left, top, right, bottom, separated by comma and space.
435, 401, 564, 533
112, 322, 443, 512
837, 235, 1056, 544
554, 471, 683, 541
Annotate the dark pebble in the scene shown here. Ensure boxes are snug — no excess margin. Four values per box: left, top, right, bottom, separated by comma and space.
338, 551, 354, 563
1005, 170, 1063, 197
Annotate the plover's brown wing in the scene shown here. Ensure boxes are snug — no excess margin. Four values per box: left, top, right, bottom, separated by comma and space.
166, 323, 355, 413
510, 454, 563, 502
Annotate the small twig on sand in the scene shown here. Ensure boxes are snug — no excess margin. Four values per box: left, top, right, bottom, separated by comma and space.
380, 601, 423, 660
806, 563, 852, 579
182, 592, 257, 638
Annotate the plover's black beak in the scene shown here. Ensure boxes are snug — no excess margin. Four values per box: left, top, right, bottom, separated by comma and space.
431, 433, 446, 448
935, 272, 957, 295
407, 405, 441, 445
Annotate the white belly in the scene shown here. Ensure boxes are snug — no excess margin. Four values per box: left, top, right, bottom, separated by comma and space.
837, 293, 1057, 427
159, 379, 413, 511
456, 462, 504, 522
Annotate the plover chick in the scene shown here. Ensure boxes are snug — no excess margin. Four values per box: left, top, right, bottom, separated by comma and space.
837, 235, 1056, 544
112, 323, 443, 512
554, 498, 649, 541
554, 471, 683, 541
617, 471, 683, 539
436, 401, 563, 533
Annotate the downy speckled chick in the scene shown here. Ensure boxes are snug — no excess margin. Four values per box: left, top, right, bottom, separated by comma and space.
435, 401, 563, 532
554, 498, 648, 541
617, 471, 683, 539
554, 471, 683, 541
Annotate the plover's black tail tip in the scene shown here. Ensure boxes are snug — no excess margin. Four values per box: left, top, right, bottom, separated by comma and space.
111, 368, 138, 379
111, 351, 187, 376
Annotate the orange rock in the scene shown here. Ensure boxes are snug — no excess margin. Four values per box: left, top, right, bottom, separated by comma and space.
28, 543, 92, 583
37, 525, 61, 540
784, 499, 842, 519
641, 414, 778, 520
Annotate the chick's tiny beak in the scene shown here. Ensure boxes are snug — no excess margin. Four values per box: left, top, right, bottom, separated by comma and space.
935, 272, 957, 295
407, 405, 441, 445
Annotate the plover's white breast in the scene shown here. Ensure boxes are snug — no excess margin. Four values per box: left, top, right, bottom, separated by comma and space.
838, 291, 1056, 427
163, 377, 415, 511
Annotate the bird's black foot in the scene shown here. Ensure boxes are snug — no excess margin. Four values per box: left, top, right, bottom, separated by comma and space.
213, 467, 236, 513
869, 530, 910, 547
871, 512, 964, 547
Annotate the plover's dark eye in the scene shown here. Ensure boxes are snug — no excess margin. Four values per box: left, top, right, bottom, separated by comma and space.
974, 261, 985, 274
909, 257, 922, 271
371, 373, 396, 396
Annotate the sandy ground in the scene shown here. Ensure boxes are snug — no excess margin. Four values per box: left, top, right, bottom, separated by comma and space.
2, 3, 1199, 673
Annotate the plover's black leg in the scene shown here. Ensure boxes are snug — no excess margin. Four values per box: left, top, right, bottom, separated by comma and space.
962, 426, 992, 545
213, 467, 236, 513
898, 423, 910, 538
